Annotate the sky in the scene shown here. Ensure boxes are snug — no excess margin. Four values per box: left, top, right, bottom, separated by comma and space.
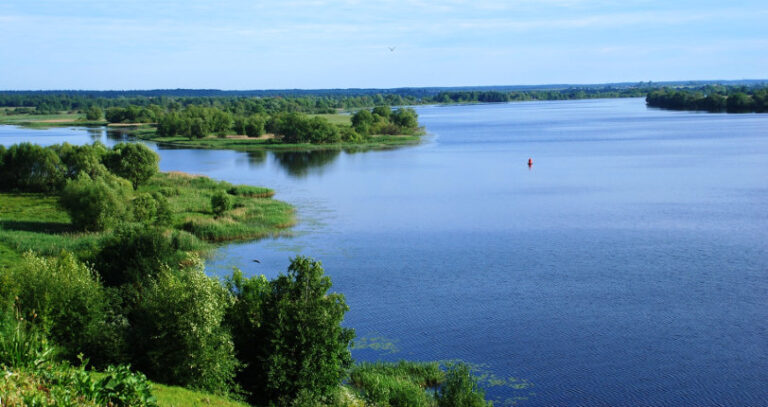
1, 0, 766, 90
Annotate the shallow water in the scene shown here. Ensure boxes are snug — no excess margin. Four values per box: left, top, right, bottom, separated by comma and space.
2, 98, 767, 405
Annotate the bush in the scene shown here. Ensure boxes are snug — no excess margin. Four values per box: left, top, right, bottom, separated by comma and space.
211, 190, 234, 215
349, 361, 443, 407
85, 106, 103, 121
104, 142, 159, 188
436, 363, 492, 407
128, 260, 238, 394
60, 173, 133, 231
227, 185, 274, 198
0, 251, 117, 363
93, 224, 179, 287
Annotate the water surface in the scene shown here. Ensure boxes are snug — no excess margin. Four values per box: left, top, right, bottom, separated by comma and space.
2, 98, 767, 405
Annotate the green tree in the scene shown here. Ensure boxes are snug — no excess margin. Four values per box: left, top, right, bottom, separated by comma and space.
0, 143, 65, 192
93, 224, 179, 287
104, 143, 159, 188
225, 257, 355, 405
59, 173, 133, 231
85, 106, 103, 121
372, 105, 391, 119
391, 108, 419, 130
351, 109, 374, 135
128, 260, 238, 394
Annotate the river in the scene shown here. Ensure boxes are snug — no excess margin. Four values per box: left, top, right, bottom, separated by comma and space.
2, 98, 767, 405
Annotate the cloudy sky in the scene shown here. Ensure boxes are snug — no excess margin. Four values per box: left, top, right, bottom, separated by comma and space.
1, 0, 766, 89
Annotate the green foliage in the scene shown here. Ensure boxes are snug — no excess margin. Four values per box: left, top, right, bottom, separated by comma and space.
372, 105, 392, 119
227, 185, 274, 198
225, 257, 355, 405
128, 261, 238, 394
0, 311, 57, 369
59, 173, 134, 231
211, 190, 234, 215
93, 364, 158, 407
85, 106, 103, 121
391, 108, 419, 130
0, 142, 65, 193
436, 363, 492, 407
93, 224, 179, 287
104, 142, 159, 187
52, 142, 109, 180
244, 115, 266, 137
349, 361, 444, 407
0, 252, 119, 363
351, 109, 374, 134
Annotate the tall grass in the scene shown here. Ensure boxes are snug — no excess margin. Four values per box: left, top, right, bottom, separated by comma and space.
348, 361, 444, 407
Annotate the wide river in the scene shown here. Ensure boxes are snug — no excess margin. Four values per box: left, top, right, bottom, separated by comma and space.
2, 98, 767, 406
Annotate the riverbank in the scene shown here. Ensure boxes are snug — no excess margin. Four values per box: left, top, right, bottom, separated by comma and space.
139, 132, 424, 151
0, 172, 295, 261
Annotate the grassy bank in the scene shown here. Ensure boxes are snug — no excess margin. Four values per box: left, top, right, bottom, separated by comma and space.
0, 112, 107, 127
0, 172, 295, 259
139, 132, 423, 151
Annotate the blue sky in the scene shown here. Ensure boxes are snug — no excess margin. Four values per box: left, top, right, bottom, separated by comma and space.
1, 0, 766, 89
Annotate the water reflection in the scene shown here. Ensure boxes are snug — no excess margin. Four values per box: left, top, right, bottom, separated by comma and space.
272, 150, 341, 177
246, 150, 267, 166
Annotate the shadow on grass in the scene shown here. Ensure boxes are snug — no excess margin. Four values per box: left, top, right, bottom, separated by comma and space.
0, 220, 74, 234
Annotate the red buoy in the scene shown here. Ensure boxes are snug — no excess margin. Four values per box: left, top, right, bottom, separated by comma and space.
528, 158, 533, 166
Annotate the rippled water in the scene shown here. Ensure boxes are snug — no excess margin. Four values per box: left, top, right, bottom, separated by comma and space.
2, 98, 767, 405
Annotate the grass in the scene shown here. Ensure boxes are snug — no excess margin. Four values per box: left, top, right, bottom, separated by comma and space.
141, 172, 294, 242
0, 368, 248, 407
149, 382, 250, 407
139, 132, 423, 152
0, 111, 106, 127
0, 173, 295, 261
0, 193, 104, 257
347, 361, 445, 407
308, 112, 352, 125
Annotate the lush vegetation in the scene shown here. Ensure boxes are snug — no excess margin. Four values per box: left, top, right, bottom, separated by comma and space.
646, 85, 768, 112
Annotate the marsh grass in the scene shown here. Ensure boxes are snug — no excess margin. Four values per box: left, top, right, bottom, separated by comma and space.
348, 361, 444, 407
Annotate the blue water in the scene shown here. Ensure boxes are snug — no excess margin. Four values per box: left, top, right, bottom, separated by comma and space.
2, 98, 767, 405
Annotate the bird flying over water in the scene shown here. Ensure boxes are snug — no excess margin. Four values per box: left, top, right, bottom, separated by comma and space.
388, 46, 397, 52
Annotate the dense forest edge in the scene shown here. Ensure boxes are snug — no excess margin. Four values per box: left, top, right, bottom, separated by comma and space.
646, 85, 768, 112
0, 142, 501, 406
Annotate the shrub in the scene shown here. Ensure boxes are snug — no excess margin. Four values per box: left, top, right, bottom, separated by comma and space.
128, 259, 238, 394
211, 190, 234, 215
227, 185, 274, 198
85, 106, 103, 121
94, 224, 179, 287
0, 251, 118, 363
60, 173, 133, 231
436, 363, 492, 407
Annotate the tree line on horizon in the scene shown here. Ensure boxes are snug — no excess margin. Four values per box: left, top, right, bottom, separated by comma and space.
646, 86, 768, 113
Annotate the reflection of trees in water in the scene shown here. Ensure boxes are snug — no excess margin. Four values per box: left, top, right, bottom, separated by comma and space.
246, 150, 267, 166
105, 128, 135, 143
272, 150, 340, 177
85, 127, 104, 140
